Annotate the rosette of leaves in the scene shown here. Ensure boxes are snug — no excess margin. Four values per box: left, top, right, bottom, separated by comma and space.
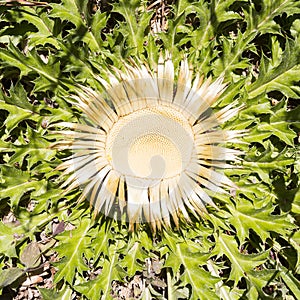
0, 0, 299, 299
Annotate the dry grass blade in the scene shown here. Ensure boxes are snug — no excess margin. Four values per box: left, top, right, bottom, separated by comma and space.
0, 0, 49, 6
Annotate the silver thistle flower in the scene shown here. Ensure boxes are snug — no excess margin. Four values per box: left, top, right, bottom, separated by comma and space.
52, 54, 245, 231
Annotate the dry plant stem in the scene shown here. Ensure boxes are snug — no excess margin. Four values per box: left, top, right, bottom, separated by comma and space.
166, 267, 174, 300
0, 0, 49, 6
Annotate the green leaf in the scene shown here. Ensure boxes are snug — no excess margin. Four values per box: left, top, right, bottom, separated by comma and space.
228, 199, 294, 242
0, 221, 22, 257
187, 0, 246, 51
0, 82, 35, 111
39, 284, 73, 300
247, 269, 276, 298
164, 233, 219, 300
245, 0, 300, 34
54, 217, 93, 284
0, 166, 47, 208
73, 275, 109, 300
248, 40, 300, 99
50, 0, 105, 52
2, 6, 60, 49
291, 186, 300, 215
0, 100, 39, 132
290, 231, 300, 272
74, 240, 126, 300
256, 106, 297, 147
239, 96, 273, 121
90, 222, 114, 258
8, 127, 56, 170
50, 0, 89, 28
280, 267, 300, 299
112, 0, 153, 55
243, 143, 295, 183
213, 30, 254, 76
119, 233, 149, 276
0, 43, 59, 83
214, 233, 269, 286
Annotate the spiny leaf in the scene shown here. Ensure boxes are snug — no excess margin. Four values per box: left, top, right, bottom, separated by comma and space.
54, 217, 93, 284
0, 43, 59, 83
245, 0, 300, 34
96, 249, 126, 299
164, 233, 219, 300
214, 233, 269, 286
0, 221, 24, 257
243, 143, 295, 183
1, 6, 60, 49
0, 166, 47, 208
0, 82, 36, 111
291, 186, 300, 215
50, 0, 89, 29
112, 0, 153, 56
1, 125, 57, 171
290, 231, 300, 272
39, 284, 73, 300
0, 100, 39, 132
186, 0, 246, 50
227, 199, 294, 242
50, 0, 105, 52
73, 275, 111, 300
89, 222, 114, 258
213, 31, 254, 76
75, 240, 126, 300
247, 269, 276, 298
280, 266, 300, 299
248, 40, 300, 99
119, 233, 150, 276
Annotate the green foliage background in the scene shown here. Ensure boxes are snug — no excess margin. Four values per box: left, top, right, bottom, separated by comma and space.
0, 0, 299, 299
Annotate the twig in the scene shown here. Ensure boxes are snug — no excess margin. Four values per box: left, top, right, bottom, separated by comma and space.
0, 0, 49, 7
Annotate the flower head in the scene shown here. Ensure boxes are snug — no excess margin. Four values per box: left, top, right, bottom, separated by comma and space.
52, 54, 244, 231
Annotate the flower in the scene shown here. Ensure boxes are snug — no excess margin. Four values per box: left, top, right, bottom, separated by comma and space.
52, 54, 244, 231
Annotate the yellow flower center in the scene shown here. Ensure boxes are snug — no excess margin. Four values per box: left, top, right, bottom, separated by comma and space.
106, 105, 194, 181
